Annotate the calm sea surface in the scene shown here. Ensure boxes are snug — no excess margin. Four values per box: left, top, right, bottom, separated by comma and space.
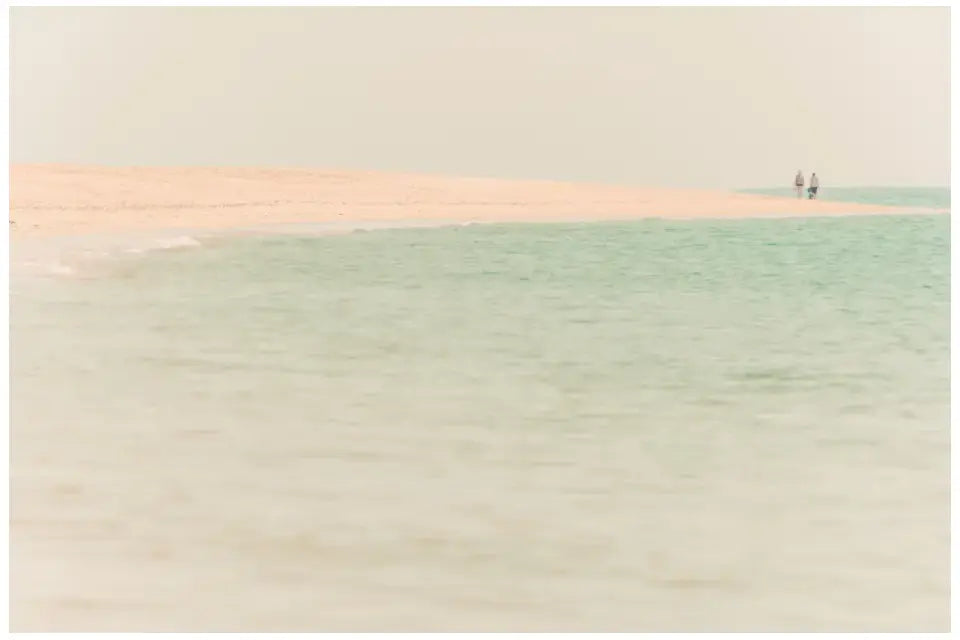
11, 190, 950, 631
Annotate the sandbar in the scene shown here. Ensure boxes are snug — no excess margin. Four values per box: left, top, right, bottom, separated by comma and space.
10, 164, 940, 239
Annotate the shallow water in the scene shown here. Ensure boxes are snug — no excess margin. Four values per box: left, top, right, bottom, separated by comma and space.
743, 186, 950, 209
10, 208, 950, 631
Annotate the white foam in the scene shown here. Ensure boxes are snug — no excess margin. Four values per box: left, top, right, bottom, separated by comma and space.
18, 260, 77, 278
48, 263, 76, 276
153, 235, 203, 250
12, 232, 210, 282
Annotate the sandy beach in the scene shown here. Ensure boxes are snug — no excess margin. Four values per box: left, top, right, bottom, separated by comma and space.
9, 165, 936, 239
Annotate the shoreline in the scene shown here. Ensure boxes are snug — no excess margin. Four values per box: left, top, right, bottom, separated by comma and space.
10, 165, 946, 240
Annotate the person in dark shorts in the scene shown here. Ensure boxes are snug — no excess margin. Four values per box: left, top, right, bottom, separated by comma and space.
808, 172, 820, 199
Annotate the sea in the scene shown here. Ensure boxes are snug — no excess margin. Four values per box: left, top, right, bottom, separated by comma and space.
10, 187, 951, 631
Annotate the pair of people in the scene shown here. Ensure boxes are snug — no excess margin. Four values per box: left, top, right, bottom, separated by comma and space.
794, 170, 820, 199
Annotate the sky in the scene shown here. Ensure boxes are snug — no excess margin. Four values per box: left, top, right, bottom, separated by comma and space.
9, 7, 950, 189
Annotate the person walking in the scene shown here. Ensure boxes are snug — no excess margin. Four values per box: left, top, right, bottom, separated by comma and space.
794, 170, 805, 198
808, 172, 820, 199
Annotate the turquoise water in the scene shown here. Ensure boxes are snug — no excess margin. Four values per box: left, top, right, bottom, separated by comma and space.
11, 209, 950, 630
742, 186, 950, 209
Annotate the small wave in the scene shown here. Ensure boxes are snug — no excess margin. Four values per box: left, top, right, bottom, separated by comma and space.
49, 264, 76, 276
116, 234, 203, 255
153, 235, 202, 250
14, 233, 207, 281
19, 260, 77, 277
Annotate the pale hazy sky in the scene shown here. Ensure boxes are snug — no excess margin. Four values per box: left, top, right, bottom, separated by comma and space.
10, 7, 950, 188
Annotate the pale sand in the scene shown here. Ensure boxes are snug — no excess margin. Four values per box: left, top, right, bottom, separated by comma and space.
9, 165, 937, 239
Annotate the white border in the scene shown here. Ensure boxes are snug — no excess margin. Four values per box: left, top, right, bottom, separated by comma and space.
949, 3, 957, 635
1, 0, 11, 635
3, 1, 956, 6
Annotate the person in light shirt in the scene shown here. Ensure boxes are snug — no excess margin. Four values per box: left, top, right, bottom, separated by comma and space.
794, 170, 805, 198
808, 172, 820, 199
